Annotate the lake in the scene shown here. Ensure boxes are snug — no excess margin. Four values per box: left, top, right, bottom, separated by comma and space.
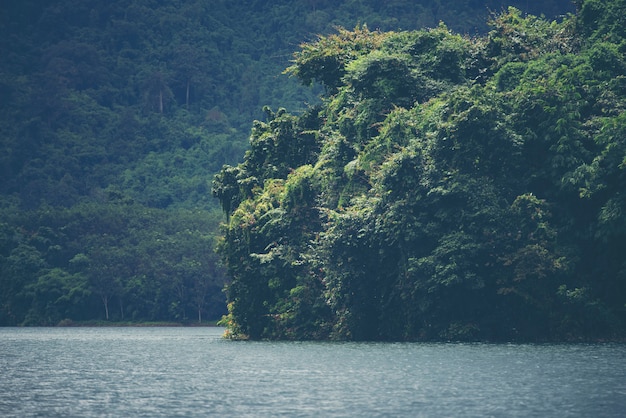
0, 327, 624, 417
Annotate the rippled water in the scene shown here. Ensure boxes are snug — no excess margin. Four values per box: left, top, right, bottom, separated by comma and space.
1, 327, 624, 417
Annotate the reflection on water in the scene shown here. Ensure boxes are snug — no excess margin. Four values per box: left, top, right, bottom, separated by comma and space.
1, 327, 625, 417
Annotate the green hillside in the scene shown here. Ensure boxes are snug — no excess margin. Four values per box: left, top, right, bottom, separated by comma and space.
214, 0, 626, 341
1, 0, 577, 326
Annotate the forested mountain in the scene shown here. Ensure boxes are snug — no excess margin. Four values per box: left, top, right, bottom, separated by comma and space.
1, 0, 577, 326
214, 0, 626, 341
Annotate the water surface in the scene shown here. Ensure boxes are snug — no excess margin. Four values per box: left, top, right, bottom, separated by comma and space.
1, 327, 624, 417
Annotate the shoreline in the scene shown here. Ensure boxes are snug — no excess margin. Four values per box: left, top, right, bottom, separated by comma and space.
54, 320, 221, 327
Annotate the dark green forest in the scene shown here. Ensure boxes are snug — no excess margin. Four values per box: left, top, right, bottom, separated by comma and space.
0, 0, 604, 332
214, 0, 626, 341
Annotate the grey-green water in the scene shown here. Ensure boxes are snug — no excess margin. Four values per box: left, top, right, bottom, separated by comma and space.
0, 327, 624, 417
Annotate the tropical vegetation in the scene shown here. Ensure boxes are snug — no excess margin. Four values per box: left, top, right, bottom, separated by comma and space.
4, 0, 604, 335
214, 0, 626, 341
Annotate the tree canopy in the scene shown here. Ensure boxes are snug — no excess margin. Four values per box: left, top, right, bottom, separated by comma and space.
0, 0, 578, 326
214, 0, 626, 341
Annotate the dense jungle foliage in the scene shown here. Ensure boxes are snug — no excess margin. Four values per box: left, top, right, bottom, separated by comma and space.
0, 0, 578, 326
214, 0, 626, 341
